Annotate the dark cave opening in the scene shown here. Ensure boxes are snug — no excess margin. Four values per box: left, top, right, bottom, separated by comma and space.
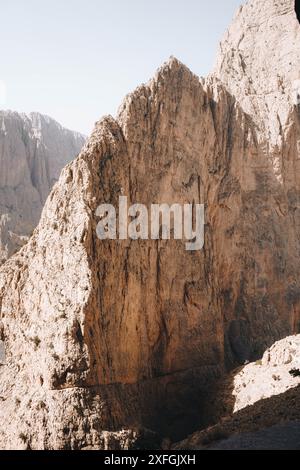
295, 0, 300, 24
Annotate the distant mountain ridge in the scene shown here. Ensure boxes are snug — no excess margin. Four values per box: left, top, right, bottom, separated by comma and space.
0, 110, 85, 263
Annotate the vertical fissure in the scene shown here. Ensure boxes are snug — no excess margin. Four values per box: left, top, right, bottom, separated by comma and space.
295, 0, 300, 24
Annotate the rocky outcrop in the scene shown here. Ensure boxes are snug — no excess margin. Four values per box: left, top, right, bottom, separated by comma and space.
233, 335, 300, 412
0, 111, 85, 264
174, 335, 300, 449
0, 0, 299, 449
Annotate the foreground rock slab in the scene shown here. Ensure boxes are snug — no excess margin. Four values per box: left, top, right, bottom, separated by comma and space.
174, 335, 300, 450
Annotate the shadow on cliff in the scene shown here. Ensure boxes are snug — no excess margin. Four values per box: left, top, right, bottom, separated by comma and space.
295, 0, 300, 24
222, 101, 300, 370
173, 384, 300, 449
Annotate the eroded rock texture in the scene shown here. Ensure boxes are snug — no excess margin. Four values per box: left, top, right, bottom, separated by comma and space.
0, 111, 85, 264
0, 0, 299, 449
233, 335, 300, 412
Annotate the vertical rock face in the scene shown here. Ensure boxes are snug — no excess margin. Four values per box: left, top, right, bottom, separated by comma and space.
0, 111, 85, 264
0, 0, 299, 449
211, 0, 300, 365
214, 0, 300, 151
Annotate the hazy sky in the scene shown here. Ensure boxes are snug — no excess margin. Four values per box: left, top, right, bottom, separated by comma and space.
0, 0, 243, 135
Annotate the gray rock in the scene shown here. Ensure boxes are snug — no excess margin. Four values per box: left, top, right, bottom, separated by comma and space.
0, 111, 85, 263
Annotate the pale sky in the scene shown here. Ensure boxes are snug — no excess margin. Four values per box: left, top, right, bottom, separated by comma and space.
0, 0, 243, 136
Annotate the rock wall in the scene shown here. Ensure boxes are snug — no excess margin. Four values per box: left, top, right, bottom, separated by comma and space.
0, 111, 85, 263
0, 0, 299, 449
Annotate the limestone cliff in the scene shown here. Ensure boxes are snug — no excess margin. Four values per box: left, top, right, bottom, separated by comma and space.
0, 0, 299, 449
213, 0, 300, 179
0, 111, 85, 264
